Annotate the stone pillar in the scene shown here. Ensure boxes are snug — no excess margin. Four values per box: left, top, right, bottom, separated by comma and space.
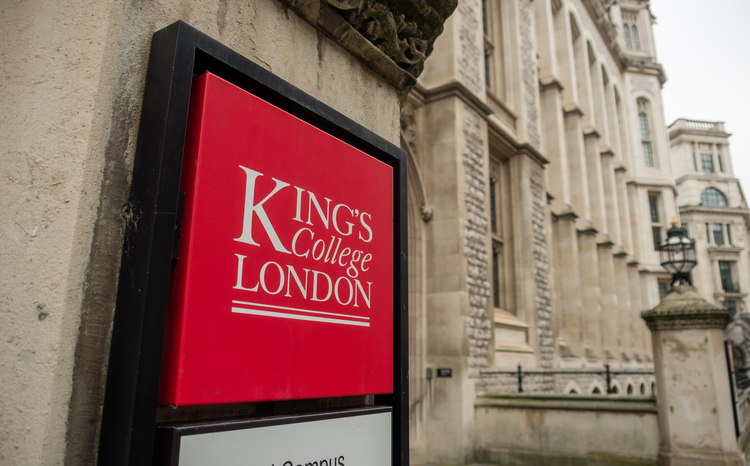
627, 261, 646, 362
598, 240, 619, 361
615, 166, 633, 254
600, 151, 621, 245
584, 131, 607, 235
541, 84, 570, 207
578, 226, 602, 361
564, 107, 591, 221
614, 252, 633, 363
642, 285, 744, 466
554, 212, 584, 360
627, 182, 643, 262
421, 98, 482, 466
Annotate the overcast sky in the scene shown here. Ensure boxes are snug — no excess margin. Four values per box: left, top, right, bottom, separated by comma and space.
650, 0, 750, 196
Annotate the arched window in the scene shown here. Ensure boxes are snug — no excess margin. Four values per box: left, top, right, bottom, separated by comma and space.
623, 24, 632, 49
701, 187, 728, 207
640, 383, 645, 395
638, 99, 654, 167
631, 26, 640, 50
626, 384, 634, 395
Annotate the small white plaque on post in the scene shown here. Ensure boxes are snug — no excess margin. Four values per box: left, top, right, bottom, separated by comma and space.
163, 407, 392, 466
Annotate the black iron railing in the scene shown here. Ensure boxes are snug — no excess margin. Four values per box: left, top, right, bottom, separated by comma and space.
481, 364, 654, 394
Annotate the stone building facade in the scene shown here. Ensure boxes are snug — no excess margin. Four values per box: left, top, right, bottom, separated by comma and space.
404, 0, 669, 462
668, 119, 750, 317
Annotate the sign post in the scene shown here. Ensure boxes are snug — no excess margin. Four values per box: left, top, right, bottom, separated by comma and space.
99, 21, 407, 466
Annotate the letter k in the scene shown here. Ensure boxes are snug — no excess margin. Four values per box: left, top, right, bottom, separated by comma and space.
234, 165, 291, 254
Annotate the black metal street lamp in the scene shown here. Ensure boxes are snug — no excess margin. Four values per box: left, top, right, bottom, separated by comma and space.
659, 219, 697, 285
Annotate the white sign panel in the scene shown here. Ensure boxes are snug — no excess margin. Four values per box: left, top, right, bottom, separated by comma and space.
176, 410, 391, 466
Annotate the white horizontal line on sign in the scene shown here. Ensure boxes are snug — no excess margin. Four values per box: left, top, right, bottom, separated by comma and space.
231, 307, 371, 327
231, 300, 370, 320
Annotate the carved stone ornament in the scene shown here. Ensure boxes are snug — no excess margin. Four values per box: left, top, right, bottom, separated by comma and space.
324, 0, 457, 77
641, 285, 732, 331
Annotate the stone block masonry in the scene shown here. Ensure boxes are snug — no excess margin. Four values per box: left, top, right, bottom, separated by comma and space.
462, 104, 492, 376
531, 164, 554, 391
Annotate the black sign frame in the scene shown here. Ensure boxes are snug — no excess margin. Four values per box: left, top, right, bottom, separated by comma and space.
98, 21, 408, 466
154, 406, 392, 465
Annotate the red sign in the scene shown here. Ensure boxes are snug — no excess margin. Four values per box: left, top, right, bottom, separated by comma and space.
158, 73, 394, 406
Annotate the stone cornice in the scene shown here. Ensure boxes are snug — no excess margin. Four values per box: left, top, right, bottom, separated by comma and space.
674, 173, 741, 185
583, 127, 601, 139
515, 144, 550, 167
563, 104, 584, 118
597, 238, 615, 247
552, 209, 579, 221
679, 205, 750, 216
475, 393, 657, 414
417, 81, 493, 116
668, 128, 732, 139
623, 59, 667, 86
540, 76, 564, 92
641, 285, 731, 331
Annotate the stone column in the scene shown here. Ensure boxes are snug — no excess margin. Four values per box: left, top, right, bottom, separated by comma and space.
541, 83, 570, 207
578, 226, 602, 361
564, 107, 590, 221
554, 212, 584, 361
614, 252, 633, 363
615, 166, 633, 254
598, 240, 619, 361
627, 261, 646, 362
627, 182, 643, 262
600, 151, 621, 245
642, 286, 744, 466
584, 130, 607, 235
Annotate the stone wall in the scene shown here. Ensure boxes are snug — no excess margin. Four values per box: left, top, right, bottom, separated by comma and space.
457, 0, 482, 95
530, 163, 554, 376
475, 393, 659, 465
519, 0, 542, 150
462, 104, 492, 376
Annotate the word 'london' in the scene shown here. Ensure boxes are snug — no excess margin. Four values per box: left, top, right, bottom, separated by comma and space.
232, 166, 375, 310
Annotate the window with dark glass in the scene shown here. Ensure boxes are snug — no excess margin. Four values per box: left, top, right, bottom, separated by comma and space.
490, 177, 498, 234
492, 247, 500, 308
623, 24, 632, 49
649, 194, 660, 223
700, 153, 714, 173
638, 100, 654, 167
724, 300, 738, 316
701, 187, 728, 206
719, 261, 736, 293
484, 49, 492, 89
652, 226, 662, 252
632, 26, 640, 50
712, 223, 724, 246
